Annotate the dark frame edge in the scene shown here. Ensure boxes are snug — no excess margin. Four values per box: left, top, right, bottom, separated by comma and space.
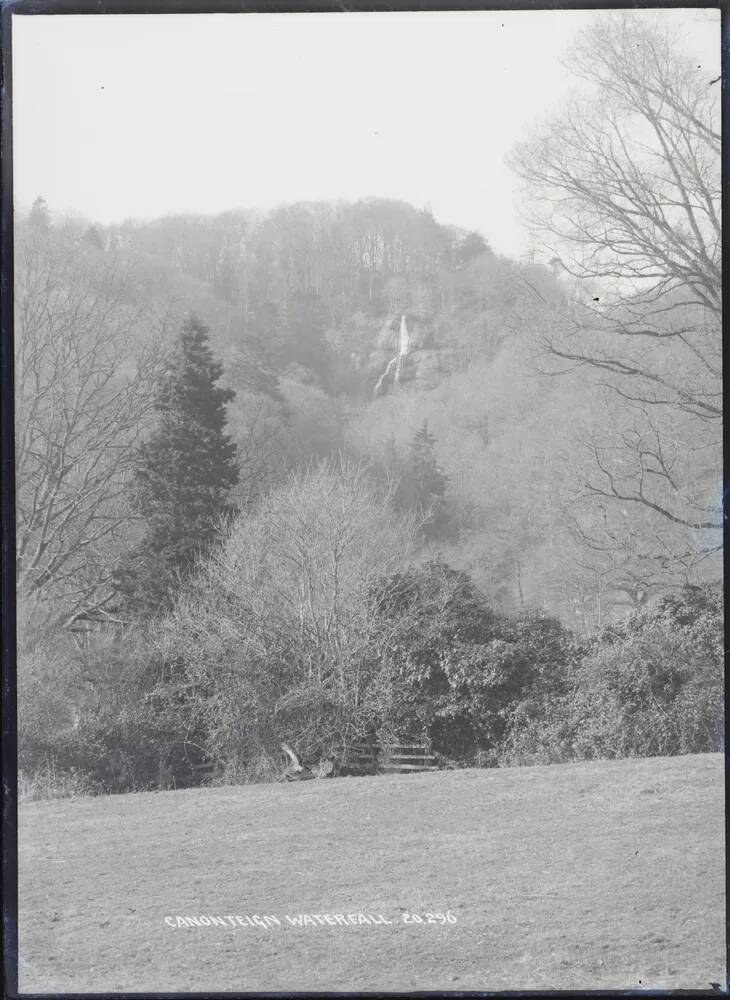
1, 3, 18, 999
0, 0, 723, 15
722, 0, 730, 994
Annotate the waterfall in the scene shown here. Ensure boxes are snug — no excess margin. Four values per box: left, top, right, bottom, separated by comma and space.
374, 315, 410, 397
398, 314, 410, 357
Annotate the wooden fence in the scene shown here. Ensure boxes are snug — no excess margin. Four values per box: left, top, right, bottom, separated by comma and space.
192, 760, 221, 784
342, 743, 437, 775
190, 742, 438, 786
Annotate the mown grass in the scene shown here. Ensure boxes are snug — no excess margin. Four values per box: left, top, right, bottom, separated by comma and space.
18, 753, 724, 992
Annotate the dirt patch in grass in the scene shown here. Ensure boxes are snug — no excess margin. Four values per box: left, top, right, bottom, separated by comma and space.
18, 753, 724, 992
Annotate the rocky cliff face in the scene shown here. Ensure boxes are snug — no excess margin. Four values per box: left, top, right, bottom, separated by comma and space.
370, 313, 464, 395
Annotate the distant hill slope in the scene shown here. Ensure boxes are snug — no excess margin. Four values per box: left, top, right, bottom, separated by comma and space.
110, 198, 563, 398
17, 200, 720, 622
18, 753, 724, 992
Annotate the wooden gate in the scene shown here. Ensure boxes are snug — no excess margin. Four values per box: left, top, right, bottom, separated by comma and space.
341, 742, 437, 775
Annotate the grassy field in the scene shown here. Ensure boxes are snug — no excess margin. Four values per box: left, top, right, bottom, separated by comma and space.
18, 753, 724, 993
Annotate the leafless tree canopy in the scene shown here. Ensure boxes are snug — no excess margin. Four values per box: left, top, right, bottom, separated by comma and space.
15, 226, 163, 623
510, 12, 721, 591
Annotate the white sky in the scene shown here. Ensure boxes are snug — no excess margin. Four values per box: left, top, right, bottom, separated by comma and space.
12, 9, 720, 256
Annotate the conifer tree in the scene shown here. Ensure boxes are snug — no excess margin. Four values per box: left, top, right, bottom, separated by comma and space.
28, 195, 51, 233
116, 315, 238, 616
395, 420, 449, 540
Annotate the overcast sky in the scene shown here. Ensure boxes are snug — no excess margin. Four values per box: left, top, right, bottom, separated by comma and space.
12, 9, 720, 257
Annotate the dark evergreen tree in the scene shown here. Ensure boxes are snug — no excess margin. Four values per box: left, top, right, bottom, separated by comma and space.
116, 315, 238, 616
28, 195, 51, 233
395, 420, 449, 540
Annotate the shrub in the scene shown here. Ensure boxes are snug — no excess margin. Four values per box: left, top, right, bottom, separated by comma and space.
377, 562, 578, 759
151, 456, 420, 771
18, 763, 98, 802
17, 601, 83, 776
19, 626, 204, 794
501, 584, 723, 764
374, 561, 497, 752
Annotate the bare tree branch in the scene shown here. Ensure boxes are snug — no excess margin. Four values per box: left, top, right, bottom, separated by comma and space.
15, 225, 167, 617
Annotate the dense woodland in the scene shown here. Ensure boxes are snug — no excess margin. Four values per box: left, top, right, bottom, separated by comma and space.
17, 14, 722, 795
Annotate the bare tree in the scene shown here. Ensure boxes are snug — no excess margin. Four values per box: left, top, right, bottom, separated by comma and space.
15, 224, 163, 624
157, 456, 423, 766
509, 12, 721, 578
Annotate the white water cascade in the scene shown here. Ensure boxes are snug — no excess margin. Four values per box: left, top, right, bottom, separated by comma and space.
397, 313, 410, 358
374, 315, 410, 397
